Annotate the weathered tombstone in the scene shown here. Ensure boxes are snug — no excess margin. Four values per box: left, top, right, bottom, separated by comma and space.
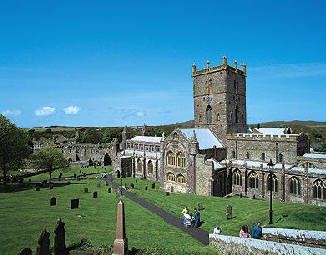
59, 173, 62, 180
97, 183, 101, 188
108, 188, 112, 193
76, 176, 80, 181
71, 199, 79, 209
49, 183, 54, 189
36, 187, 40, 191
170, 186, 174, 192
239, 193, 242, 198
84, 187, 88, 193
19, 248, 32, 255
151, 183, 155, 189
73, 173, 77, 179
166, 192, 170, 196
54, 218, 67, 255
226, 205, 232, 220
198, 203, 204, 211
93, 192, 98, 198
113, 201, 128, 255
50, 197, 56, 206
35, 229, 50, 255
145, 186, 148, 191
130, 183, 134, 189
83, 173, 86, 177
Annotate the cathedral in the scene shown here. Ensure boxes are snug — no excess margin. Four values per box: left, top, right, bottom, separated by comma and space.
118, 56, 326, 206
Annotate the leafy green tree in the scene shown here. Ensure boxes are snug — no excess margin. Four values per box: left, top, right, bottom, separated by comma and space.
0, 114, 32, 184
319, 142, 326, 153
33, 146, 68, 178
102, 130, 111, 143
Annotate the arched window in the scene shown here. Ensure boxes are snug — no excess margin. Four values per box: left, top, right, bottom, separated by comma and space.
176, 174, 185, 183
313, 179, 325, 199
217, 113, 220, 121
147, 160, 153, 174
167, 172, 175, 182
261, 153, 266, 161
176, 152, 186, 168
166, 151, 176, 166
137, 158, 142, 173
206, 105, 212, 124
231, 150, 236, 159
233, 169, 242, 186
246, 152, 250, 159
267, 174, 278, 192
235, 106, 239, 123
289, 177, 301, 195
248, 172, 258, 189
279, 153, 284, 163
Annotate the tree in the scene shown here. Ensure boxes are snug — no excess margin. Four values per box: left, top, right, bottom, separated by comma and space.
102, 130, 111, 143
33, 146, 68, 178
0, 114, 32, 184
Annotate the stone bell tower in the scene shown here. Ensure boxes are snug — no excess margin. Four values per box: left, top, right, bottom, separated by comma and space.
192, 56, 247, 142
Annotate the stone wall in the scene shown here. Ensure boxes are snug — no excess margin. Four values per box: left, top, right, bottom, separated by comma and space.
195, 155, 213, 196
209, 234, 326, 255
226, 133, 309, 164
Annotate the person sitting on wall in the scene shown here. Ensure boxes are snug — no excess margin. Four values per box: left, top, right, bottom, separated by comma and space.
194, 208, 201, 228
213, 226, 221, 234
251, 222, 262, 239
182, 207, 188, 225
239, 225, 251, 238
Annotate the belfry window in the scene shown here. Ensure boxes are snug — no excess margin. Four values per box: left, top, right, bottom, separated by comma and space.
206, 105, 212, 124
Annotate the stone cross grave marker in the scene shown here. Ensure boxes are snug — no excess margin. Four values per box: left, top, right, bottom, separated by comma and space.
35, 229, 50, 255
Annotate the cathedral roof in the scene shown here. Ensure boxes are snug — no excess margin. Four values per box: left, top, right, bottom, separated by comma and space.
180, 128, 224, 150
130, 136, 162, 143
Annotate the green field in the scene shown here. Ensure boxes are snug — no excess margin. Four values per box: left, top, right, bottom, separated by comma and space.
0, 171, 218, 255
117, 178, 326, 236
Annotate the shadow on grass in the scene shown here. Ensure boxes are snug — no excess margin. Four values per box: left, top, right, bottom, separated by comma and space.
0, 181, 84, 193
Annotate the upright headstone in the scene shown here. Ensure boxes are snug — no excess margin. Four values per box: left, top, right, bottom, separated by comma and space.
35, 229, 50, 255
145, 186, 148, 191
49, 183, 54, 189
226, 205, 232, 220
36, 187, 40, 191
151, 183, 155, 189
113, 200, 128, 255
108, 188, 112, 193
84, 188, 88, 193
71, 199, 79, 209
54, 218, 67, 255
93, 192, 98, 198
19, 248, 32, 255
50, 197, 56, 206
130, 183, 134, 189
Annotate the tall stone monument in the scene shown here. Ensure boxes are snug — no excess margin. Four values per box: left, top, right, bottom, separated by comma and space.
54, 218, 67, 255
35, 229, 50, 255
113, 200, 128, 255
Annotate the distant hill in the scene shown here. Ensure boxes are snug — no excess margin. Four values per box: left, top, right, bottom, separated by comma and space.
253, 120, 326, 128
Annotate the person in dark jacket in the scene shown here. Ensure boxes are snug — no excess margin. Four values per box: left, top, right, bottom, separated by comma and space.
251, 222, 262, 239
194, 208, 200, 228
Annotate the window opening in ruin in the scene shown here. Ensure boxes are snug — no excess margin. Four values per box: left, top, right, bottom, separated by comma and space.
206, 105, 212, 124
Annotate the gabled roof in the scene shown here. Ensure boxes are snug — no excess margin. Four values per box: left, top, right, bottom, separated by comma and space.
253, 128, 287, 135
130, 136, 162, 143
180, 128, 224, 150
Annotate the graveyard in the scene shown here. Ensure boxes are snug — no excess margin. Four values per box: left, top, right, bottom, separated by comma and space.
0, 166, 325, 254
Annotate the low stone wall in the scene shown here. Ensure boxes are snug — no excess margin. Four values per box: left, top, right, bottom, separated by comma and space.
209, 234, 326, 255
263, 228, 326, 249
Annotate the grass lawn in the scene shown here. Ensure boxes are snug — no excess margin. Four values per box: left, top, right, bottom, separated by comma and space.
0, 173, 219, 255
116, 177, 326, 236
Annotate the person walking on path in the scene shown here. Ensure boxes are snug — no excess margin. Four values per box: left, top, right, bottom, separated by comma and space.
251, 222, 262, 239
194, 208, 201, 228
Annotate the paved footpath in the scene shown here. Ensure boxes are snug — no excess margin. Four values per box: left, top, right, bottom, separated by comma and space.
109, 179, 209, 245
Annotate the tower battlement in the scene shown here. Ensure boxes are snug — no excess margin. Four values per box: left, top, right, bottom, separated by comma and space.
192, 56, 246, 77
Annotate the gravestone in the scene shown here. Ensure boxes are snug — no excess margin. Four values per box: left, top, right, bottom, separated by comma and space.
108, 188, 112, 193
145, 186, 148, 191
197, 203, 204, 210
29, 179, 31, 182
226, 205, 232, 220
130, 183, 134, 189
71, 199, 79, 209
50, 197, 56, 206
74, 173, 77, 179
97, 183, 101, 188
35, 229, 50, 255
240, 193, 242, 198
59, 173, 62, 180
170, 186, 174, 192
166, 192, 170, 196
151, 183, 155, 189
84, 188, 88, 193
112, 201, 128, 255
93, 192, 98, 198
19, 248, 32, 255
36, 187, 40, 191
49, 183, 54, 189
54, 218, 67, 255
76, 176, 80, 181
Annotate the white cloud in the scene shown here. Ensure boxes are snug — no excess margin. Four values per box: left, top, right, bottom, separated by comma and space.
1, 110, 21, 116
64, 105, 80, 115
136, 111, 145, 117
35, 106, 56, 116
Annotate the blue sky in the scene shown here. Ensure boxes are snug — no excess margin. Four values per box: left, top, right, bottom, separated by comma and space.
0, 0, 325, 128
